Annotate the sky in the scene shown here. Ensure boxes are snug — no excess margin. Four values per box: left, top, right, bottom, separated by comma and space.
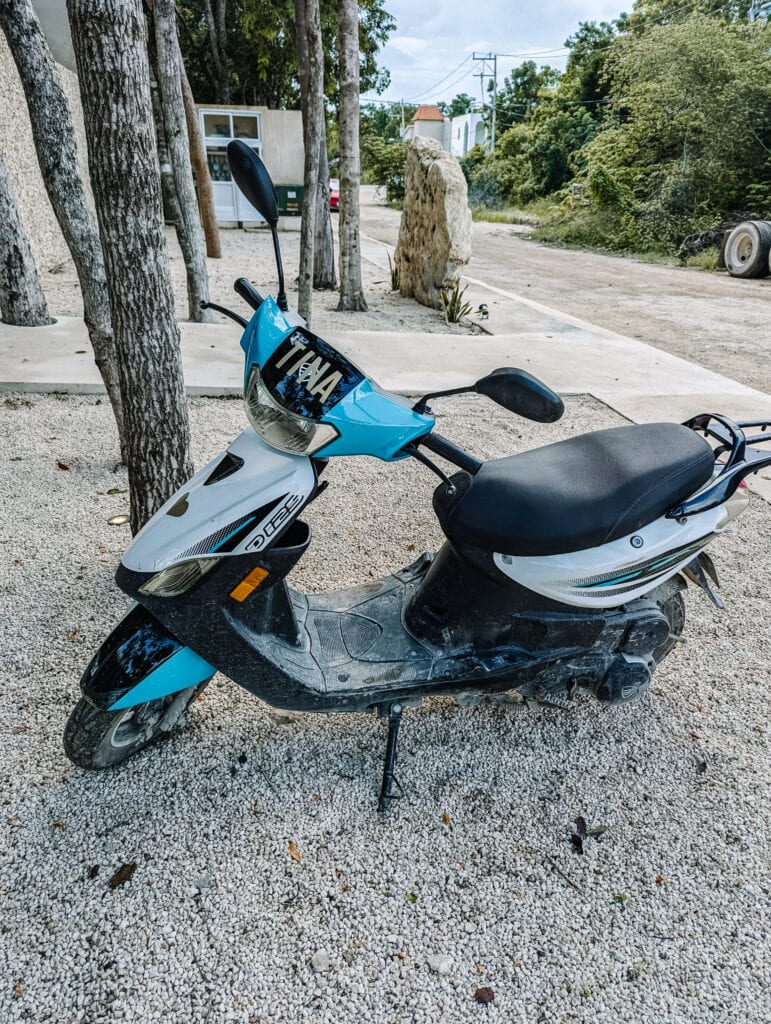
365, 0, 628, 106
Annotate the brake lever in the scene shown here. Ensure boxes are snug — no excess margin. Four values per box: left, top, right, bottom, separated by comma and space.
199, 301, 247, 328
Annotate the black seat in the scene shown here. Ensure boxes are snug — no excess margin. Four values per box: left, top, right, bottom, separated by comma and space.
433, 423, 714, 557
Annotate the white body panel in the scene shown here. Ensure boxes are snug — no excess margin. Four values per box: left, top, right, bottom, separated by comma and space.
494, 508, 724, 608
123, 428, 315, 574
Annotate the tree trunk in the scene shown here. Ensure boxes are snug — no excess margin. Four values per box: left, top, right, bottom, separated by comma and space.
202, 0, 230, 103
0, 150, 49, 326
67, 0, 193, 533
336, 0, 367, 311
153, 0, 211, 322
314, 129, 336, 290
294, 0, 324, 323
0, 0, 126, 451
180, 56, 221, 259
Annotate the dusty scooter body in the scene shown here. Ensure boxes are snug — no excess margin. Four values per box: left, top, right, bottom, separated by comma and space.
65, 143, 771, 810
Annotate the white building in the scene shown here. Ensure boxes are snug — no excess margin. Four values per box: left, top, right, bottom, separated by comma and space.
402, 104, 447, 145
448, 112, 488, 158
402, 104, 489, 159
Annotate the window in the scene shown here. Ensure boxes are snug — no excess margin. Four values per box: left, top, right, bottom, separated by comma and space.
203, 112, 231, 139
233, 114, 259, 140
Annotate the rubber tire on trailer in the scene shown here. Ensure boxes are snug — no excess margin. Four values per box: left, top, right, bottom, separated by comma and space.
63, 682, 208, 769
723, 220, 771, 278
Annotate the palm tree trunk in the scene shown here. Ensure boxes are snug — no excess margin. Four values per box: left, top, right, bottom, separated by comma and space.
314, 129, 336, 290
336, 0, 367, 311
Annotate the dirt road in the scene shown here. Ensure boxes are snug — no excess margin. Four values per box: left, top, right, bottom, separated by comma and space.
360, 189, 770, 394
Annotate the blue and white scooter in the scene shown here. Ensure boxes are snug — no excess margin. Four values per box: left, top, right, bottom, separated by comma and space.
65, 142, 771, 810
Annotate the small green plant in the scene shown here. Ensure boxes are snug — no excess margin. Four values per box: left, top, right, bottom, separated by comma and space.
386, 250, 399, 291
440, 283, 472, 324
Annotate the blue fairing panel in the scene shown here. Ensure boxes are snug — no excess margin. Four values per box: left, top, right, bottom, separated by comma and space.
238, 297, 435, 462
80, 604, 216, 711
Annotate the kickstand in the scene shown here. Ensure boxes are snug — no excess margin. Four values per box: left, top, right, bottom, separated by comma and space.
377, 702, 404, 812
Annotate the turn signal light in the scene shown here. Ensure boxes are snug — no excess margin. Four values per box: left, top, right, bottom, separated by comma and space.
230, 565, 269, 602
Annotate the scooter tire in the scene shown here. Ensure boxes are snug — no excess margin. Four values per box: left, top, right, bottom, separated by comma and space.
63, 683, 208, 770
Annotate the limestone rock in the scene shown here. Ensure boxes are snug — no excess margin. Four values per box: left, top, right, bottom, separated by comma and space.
395, 137, 472, 310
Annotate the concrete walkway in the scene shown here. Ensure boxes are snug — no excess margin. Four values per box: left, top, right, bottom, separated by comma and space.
1, 264, 769, 501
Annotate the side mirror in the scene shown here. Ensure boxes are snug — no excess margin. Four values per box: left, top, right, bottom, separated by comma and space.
226, 140, 287, 311
474, 367, 564, 422
227, 140, 279, 227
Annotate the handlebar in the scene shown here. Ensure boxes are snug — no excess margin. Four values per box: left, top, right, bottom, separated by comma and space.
418, 432, 482, 475
234, 277, 264, 311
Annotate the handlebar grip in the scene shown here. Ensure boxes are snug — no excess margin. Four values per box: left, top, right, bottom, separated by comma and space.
234, 277, 264, 310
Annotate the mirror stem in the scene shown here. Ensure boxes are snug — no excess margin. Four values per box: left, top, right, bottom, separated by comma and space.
413, 385, 473, 414
271, 226, 288, 311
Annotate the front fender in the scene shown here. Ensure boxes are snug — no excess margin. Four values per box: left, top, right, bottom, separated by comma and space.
80, 604, 215, 711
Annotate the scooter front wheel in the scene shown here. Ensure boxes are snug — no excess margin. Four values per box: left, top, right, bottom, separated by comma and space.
63, 683, 208, 769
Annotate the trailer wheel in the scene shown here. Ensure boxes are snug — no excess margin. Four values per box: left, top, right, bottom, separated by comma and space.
724, 220, 771, 278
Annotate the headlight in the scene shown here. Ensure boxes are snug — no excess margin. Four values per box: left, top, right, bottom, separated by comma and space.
244, 366, 339, 455
138, 557, 220, 598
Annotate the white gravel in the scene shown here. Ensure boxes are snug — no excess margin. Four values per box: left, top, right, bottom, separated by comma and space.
1, 392, 770, 1024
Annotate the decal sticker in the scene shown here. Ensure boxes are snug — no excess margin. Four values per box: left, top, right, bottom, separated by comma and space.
261, 328, 364, 418
246, 493, 304, 551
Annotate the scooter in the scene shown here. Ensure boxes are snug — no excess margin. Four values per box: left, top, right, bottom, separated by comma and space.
65, 142, 771, 810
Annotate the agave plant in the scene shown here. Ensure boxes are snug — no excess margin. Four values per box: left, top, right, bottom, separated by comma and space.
440, 282, 472, 324
386, 250, 399, 291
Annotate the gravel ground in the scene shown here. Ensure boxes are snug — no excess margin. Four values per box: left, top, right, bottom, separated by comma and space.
1, 393, 770, 1024
40, 222, 475, 339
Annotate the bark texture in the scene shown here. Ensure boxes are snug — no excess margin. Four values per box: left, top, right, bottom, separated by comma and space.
314, 130, 336, 290
294, 0, 324, 322
0, 0, 125, 448
202, 0, 230, 103
153, 0, 211, 322
180, 56, 221, 259
67, 0, 193, 533
336, 0, 367, 311
0, 150, 50, 325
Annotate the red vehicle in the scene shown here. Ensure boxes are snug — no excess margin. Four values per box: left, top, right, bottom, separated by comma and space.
329, 178, 339, 211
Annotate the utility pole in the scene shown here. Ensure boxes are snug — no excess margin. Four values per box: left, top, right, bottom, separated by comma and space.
400, 98, 405, 136
472, 51, 497, 153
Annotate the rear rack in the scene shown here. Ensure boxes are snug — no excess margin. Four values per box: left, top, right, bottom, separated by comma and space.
668, 414, 771, 518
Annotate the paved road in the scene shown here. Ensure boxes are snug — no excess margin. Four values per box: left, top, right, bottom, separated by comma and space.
360, 188, 770, 394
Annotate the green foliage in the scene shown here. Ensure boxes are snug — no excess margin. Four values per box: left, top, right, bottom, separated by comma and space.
438, 93, 475, 119
440, 283, 473, 324
386, 250, 399, 290
472, 7, 771, 257
361, 137, 407, 202
177, 0, 395, 106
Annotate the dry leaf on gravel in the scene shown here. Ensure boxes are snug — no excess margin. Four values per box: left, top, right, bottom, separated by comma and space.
442, 812, 453, 828
57, 461, 70, 471
475, 986, 494, 1004
109, 863, 136, 889
288, 841, 302, 863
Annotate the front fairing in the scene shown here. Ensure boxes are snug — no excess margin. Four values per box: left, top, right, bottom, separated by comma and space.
122, 427, 316, 575
240, 297, 434, 461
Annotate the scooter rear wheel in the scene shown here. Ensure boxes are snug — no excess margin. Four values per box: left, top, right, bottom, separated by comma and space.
63, 683, 208, 769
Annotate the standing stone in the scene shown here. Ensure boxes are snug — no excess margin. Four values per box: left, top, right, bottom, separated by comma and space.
395, 137, 472, 310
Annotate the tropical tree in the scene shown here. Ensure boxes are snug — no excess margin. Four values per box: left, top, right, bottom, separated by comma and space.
336, 0, 366, 310
0, 0, 125, 449
0, 151, 49, 326
68, 0, 193, 532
